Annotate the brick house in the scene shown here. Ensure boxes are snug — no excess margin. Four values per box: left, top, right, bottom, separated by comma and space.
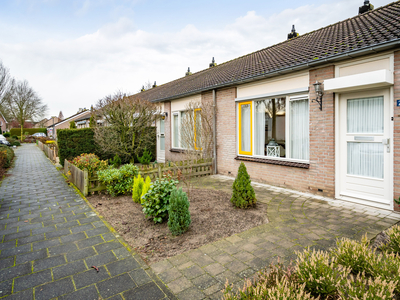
132, 2, 400, 211
47, 110, 91, 139
0, 112, 7, 134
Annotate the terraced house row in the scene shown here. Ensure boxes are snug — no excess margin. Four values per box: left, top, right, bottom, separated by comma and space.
133, 1, 400, 211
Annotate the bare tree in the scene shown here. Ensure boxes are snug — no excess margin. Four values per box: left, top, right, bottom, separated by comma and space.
0, 61, 12, 105
94, 91, 161, 163
3, 80, 48, 137
175, 99, 215, 195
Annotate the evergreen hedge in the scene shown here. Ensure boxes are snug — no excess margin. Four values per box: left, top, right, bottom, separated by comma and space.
9, 128, 47, 136
58, 128, 100, 166
231, 162, 257, 208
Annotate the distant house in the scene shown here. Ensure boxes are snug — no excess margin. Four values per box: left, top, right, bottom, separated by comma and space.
47, 109, 91, 138
0, 112, 7, 133
132, 2, 400, 211
35, 116, 61, 128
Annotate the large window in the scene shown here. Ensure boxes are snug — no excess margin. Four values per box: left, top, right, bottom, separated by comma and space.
238, 95, 309, 161
172, 110, 200, 149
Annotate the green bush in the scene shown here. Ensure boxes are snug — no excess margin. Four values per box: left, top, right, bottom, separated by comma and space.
142, 176, 178, 223
331, 235, 375, 275
141, 176, 151, 203
9, 128, 46, 136
71, 153, 108, 177
381, 225, 400, 254
168, 188, 191, 235
58, 128, 101, 166
97, 164, 138, 196
110, 154, 122, 168
369, 252, 400, 294
231, 162, 256, 208
11, 135, 18, 139
296, 248, 350, 297
69, 121, 77, 129
12, 141, 21, 147
137, 148, 153, 165
338, 271, 396, 299
3, 132, 10, 137
132, 174, 145, 203
0, 145, 14, 168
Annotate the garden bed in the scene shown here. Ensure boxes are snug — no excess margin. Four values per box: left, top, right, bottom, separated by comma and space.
87, 188, 268, 264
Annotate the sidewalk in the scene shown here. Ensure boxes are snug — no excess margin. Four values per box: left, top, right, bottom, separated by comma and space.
150, 175, 400, 300
0, 144, 175, 300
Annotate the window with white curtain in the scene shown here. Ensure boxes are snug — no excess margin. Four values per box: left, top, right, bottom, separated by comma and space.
173, 113, 179, 148
238, 95, 309, 162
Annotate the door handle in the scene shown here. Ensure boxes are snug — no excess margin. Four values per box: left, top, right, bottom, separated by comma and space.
382, 138, 390, 153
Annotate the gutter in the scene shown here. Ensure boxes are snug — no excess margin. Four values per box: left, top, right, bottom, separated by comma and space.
212, 89, 217, 175
151, 39, 400, 103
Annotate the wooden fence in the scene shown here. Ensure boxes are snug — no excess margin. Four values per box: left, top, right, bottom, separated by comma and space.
37, 141, 58, 163
64, 158, 213, 196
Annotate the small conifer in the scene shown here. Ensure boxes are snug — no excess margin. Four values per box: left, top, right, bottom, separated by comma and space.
231, 162, 257, 208
141, 176, 151, 203
132, 175, 144, 203
168, 188, 191, 235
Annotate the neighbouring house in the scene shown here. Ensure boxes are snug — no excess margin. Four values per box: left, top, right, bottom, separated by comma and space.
131, 1, 400, 211
0, 112, 7, 133
47, 109, 91, 138
35, 116, 61, 128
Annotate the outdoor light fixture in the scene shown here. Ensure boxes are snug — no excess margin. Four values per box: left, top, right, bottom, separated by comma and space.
161, 112, 168, 120
312, 81, 324, 111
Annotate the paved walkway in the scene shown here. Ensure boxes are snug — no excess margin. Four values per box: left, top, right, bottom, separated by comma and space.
0, 144, 176, 300
150, 175, 400, 300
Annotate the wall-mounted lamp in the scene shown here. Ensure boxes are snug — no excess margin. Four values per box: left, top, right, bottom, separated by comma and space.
312, 81, 324, 111
161, 112, 168, 120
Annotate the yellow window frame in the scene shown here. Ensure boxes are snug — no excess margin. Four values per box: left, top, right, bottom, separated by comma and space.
238, 101, 253, 155
194, 108, 201, 150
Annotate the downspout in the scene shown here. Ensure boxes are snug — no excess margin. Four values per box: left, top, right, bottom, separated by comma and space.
212, 89, 217, 174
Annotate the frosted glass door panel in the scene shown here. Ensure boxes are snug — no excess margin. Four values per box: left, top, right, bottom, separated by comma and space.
160, 119, 165, 151
290, 99, 309, 160
241, 104, 251, 153
347, 97, 383, 133
347, 142, 383, 179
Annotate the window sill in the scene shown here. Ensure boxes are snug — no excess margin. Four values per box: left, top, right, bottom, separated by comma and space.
170, 148, 185, 153
235, 156, 310, 169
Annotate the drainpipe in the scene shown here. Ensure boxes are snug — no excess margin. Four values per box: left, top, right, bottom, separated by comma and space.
212, 89, 217, 174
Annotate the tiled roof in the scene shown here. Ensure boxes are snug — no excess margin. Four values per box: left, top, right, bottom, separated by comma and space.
134, 1, 400, 103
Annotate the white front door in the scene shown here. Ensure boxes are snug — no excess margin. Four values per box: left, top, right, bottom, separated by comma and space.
157, 119, 165, 163
338, 88, 392, 209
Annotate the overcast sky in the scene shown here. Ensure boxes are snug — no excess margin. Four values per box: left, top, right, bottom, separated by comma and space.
0, 0, 393, 119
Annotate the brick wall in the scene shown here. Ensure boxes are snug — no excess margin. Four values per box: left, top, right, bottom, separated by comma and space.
215, 66, 336, 198
394, 50, 400, 212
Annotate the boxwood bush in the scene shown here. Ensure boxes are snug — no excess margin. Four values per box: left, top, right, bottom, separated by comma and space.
97, 164, 138, 196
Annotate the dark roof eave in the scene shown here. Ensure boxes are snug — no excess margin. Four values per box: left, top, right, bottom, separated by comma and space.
151, 39, 400, 103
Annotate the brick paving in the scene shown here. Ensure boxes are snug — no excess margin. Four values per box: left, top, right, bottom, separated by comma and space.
150, 175, 400, 300
0, 144, 176, 300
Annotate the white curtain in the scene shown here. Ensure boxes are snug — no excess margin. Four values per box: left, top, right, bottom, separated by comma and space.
290, 99, 309, 160
173, 114, 179, 148
255, 101, 265, 155
241, 104, 251, 153
347, 142, 383, 179
180, 111, 186, 148
159, 119, 165, 151
347, 97, 383, 133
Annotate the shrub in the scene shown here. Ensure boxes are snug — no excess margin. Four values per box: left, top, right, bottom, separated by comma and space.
97, 164, 138, 196
369, 252, 400, 294
71, 153, 108, 177
168, 188, 191, 235
381, 225, 400, 254
0, 150, 7, 169
231, 162, 256, 208
137, 148, 152, 165
331, 235, 375, 275
110, 154, 122, 168
69, 121, 76, 129
9, 128, 46, 136
338, 271, 396, 299
141, 176, 151, 203
3, 132, 10, 137
11, 135, 18, 139
296, 248, 350, 297
142, 176, 178, 223
58, 128, 102, 166
0, 145, 14, 168
12, 141, 21, 147
132, 174, 145, 203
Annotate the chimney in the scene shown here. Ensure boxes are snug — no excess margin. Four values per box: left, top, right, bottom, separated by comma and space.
209, 57, 217, 68
185, 67, 192, 76
287, 25, 299, 40
359, 0, 374, 14
152, 81, 157, 88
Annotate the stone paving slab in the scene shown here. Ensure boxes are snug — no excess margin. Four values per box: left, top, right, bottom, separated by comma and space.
150, 175, 400, 300
0, 144, 176, 300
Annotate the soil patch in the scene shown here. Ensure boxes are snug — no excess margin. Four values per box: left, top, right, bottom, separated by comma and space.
87, 189, 268, 264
